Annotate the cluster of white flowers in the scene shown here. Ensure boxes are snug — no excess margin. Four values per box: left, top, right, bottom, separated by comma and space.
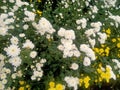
80, 44, 96, 66
85, 21, 107, 46
76, 18, 87, 30
32, 17, 56, 36
112, 59, 120, 74
57, 28, 80, 58
109, 15, 120, 28
64, 76, 79, 90
31, 59, 46, 81
104, 0, 117, 8
0, 67, 11, 90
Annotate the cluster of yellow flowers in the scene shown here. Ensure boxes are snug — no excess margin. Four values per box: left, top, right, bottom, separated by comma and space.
48, 81, 64, 90
96, 64, 111, 83
18, 81, 30, 90
93, 45, 110, 57
79, 76, 91, 88
111, 37, 120, 57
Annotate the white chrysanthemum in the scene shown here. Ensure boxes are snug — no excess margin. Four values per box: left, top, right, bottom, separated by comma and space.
23, 39, 35, 49
0, 81, 4, 90
9, 57, 22, 67
97, 32, 107, 44
64, 30, 75, 40
58, 27, 66, 37
24, 10, 36, 21
0, 27, 8, 36
2, 79, 7, 84
80, 44, 96, 60
5, 45, 21, 57
57, 44, 64, 51
10, 36, 19, 45
30, 51, 37, 58
19, 33, 25, 37
88, 38, 95, 48
85, 29, 95, 37
83, 57, 91, 66
70, 63, 79, 70
0, 73, 6, 79
104, 0, 117, 7
64, 76, 79, 90
0, 54, 6, 60
23, 24, 29, 30
73, 50, 81, 57
91, 5, 98, 13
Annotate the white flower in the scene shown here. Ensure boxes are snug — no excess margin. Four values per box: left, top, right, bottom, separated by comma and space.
0, 54, 6, 60
70, 63, 79, 70
58, 27, 66, 37
30, 51, 37, 58
97, 32, 107, 44
83, 57, 91, 66
19, 33, 25, 37
91, 6, 98, 13
64, 30, 75, 40
5, 44, 21, 57
9, 0, 14, 3
0, 81, 4, 90
34, 17, 56, 35
0, 73, 6, 79
9, 56, 22, 67
104, 0, 117, 7
40, 59, 47, 63
10, 36, 19, 45
57, 44, 64, 51
2, 79, 7, 84
88, 38, 96, 48
73, 50, 81, 57
23, 39, 35, 49
64, 76, 79, 90
23, 24, 29, 30
24, 10, 36, 21
0, 27, 8, 36
85, 29, 95, 37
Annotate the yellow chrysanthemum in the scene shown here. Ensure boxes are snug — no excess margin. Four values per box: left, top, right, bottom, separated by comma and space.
56, 84, 63, 90
19, 81, 25, 85
112, 38, 116, 42
18, 87, 25, 90
117, 43, 120, 48
49, 81, 55, 88
106, 28, 111, 35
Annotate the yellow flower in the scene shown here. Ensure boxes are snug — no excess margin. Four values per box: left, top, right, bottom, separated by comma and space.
117, 43, 120, 48
84, 83, 90, 88
56, 84, 63, 90
19, 81, 25, 85
18, 87, 25, 90
117, 37, 120, 41
83, 76, 90, 83
106, 28, 111, 35
38, 0, 41, 2
99, 48, 104, 54
48, 88, 56, 90
36, 10, 42, 16
49, 81, 55, 88
93, 48, 99, 53
112, 38, 116, 42
79, 79, 83, 86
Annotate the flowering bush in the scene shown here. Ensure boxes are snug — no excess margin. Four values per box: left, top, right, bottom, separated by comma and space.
0, 0, 120, 90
